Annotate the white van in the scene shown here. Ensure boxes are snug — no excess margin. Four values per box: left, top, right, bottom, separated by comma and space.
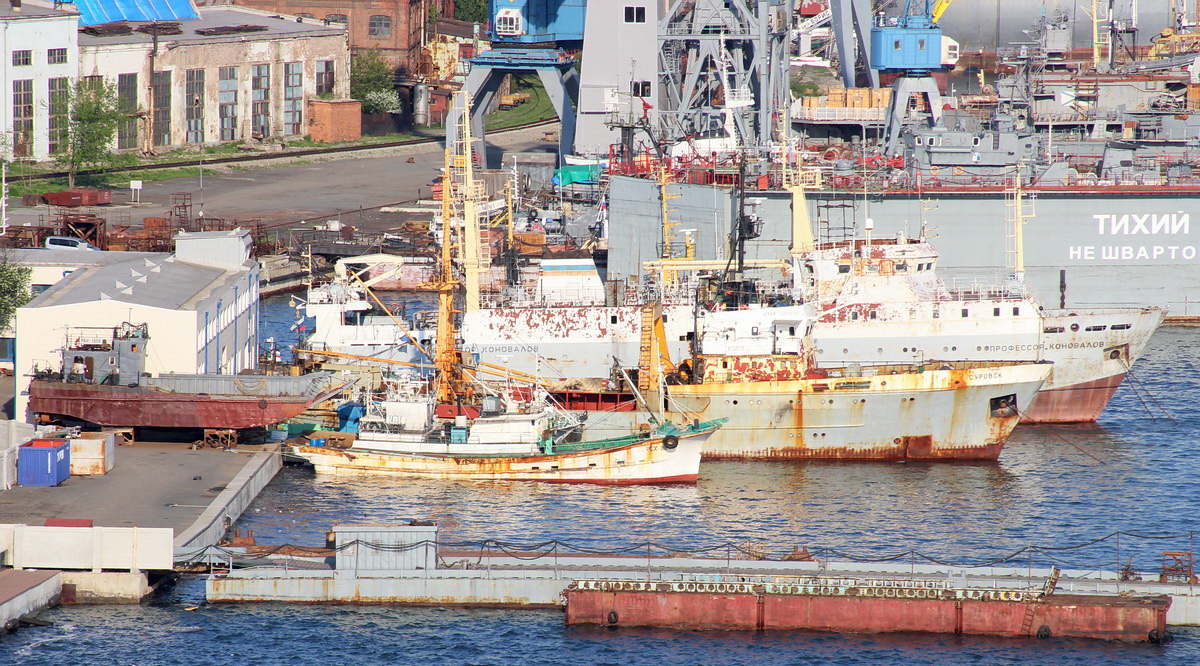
44, 236, 98, 251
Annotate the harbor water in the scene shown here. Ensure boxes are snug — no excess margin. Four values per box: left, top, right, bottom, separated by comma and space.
4, 299, 1200, 664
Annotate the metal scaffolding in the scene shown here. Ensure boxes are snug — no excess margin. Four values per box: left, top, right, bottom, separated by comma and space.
657, 0, 793, 151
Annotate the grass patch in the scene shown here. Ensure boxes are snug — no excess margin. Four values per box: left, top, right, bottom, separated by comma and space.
4, 166, 218, 197
485, 74, 556, 130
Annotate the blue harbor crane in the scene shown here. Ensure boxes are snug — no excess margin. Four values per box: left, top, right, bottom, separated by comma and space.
446, 0, 586, 160
870, 0, 957, 153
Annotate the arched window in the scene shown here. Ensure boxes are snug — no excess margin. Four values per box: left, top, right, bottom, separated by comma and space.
297, 13, 315, 19
324, 14, 348, 25
369, 15, 392, 37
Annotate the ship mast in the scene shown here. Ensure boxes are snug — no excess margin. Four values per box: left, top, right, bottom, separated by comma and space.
434, 92, 485, 404
1005, 164, 1035, 280
657, 165, 681, 286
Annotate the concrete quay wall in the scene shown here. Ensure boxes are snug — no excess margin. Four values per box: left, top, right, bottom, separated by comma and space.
174, 447, 282, 553
0, 570, 61, 629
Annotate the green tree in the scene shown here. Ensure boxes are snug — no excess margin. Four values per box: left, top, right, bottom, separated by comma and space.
454, 0, 487, 24
350, 47, 398, 114
51, 78, 126, 189
0, 250, 32, 334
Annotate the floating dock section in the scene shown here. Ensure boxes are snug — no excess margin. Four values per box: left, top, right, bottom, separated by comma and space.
564, 577, 1170, 642
203, 523, 1195, 641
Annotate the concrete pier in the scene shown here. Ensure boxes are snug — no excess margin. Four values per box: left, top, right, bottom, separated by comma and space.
0, 442, 280, 602
0, 570, 60, 631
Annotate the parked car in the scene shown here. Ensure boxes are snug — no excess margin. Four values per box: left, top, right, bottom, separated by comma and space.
44, 236, 98, 251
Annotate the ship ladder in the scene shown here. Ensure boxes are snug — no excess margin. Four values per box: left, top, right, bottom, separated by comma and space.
1018, 600, 1038, 637
637, 304, 661, 392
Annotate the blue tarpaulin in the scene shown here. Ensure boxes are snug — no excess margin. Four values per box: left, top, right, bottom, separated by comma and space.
71, 0, 198, 27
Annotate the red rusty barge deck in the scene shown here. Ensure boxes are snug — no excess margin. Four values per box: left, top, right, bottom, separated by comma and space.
564, 576, 1170, 642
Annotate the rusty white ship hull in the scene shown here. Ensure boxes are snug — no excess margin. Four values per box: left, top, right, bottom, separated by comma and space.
658, 361, 1051, 460
815, 307, 1164, 423
289, 423, 718, 484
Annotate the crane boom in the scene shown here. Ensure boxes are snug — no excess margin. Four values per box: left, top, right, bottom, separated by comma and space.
930, 0, 955, 24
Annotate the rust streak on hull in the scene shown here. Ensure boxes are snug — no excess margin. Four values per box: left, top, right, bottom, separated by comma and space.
1020, 373, 1126, 423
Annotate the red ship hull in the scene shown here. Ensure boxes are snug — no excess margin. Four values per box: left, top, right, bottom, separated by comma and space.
566, 583, 1169, 642
1020, 373, 1126, 423
28, 381, 318, 429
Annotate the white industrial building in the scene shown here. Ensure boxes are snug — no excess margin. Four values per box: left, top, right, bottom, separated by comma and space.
0, 246, 163, 373
1, 1, 349, 159
78, 6, 350, 150
0, 1, 81, 161
13, 229, 260, 422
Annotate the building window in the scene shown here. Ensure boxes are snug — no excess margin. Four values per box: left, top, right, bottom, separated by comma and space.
12, 79, 33, 158
631, 81, 651, 97
252, 64, 270, 138
117, 73, 138, 150
283, 61, 303, 136
316, 60, 335, 95
48, 48, 68, 65
0, 338, 13, 363
324, 13, 347, 24
152, 70, 172, 147
185, 68, 205, 143
624, 6, 646, 22
12, 50, 31, 67
219, 66, 238, 141
48, 77, 69, 155
297, 13, 314, 19
369, 15, 392, 37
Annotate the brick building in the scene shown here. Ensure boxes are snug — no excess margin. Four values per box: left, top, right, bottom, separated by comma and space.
230, 0, 455, 74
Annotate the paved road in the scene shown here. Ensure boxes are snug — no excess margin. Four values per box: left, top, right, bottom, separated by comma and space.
0, 443, 256, 534
5, 127, 559, 234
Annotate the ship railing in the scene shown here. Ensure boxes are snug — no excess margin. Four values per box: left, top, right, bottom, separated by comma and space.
477, 286, 610, 309
944, 277, 1028, 302
142, 371, 334, 397
791, 107, 886, 122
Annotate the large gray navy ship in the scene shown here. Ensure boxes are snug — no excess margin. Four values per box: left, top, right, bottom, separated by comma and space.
603, 9, 1200, 319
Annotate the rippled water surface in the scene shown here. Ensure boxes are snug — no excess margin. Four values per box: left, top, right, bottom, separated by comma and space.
4, 320, 1200, 664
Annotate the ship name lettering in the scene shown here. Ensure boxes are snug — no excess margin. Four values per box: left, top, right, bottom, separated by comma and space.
1094, 213, 1190, 236
476, 344, 539, 354
1090, 245, 1197, 261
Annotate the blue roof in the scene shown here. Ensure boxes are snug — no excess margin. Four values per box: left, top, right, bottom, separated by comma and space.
71, 0, 198, 26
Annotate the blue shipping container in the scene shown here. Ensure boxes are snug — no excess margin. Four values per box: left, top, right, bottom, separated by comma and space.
18, 440, 71, 487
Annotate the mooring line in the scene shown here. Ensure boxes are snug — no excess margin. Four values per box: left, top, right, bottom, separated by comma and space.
1121, 359, 1177, 424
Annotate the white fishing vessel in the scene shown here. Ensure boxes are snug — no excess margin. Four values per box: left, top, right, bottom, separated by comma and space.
799, 233, 1164, 422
